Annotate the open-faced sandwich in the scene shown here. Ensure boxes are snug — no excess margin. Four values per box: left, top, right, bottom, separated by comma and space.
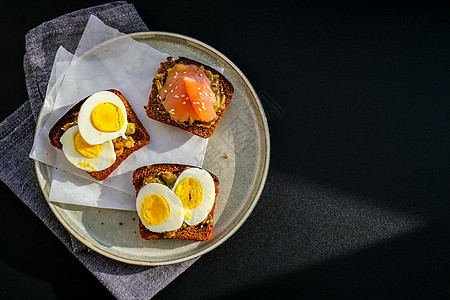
48, 89, 150, 181
145, 57, 234, 138
132, 163, 219, 241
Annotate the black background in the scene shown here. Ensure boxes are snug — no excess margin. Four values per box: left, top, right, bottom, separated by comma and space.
1, 0, 449, 299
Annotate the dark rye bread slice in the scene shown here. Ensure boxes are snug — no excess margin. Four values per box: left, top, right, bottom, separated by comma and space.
132, 163, 219, 241
48, 89, 150, 181
145, 57, 234, 138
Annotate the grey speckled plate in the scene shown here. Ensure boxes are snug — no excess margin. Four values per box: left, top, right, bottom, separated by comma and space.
35, 32, 270, 266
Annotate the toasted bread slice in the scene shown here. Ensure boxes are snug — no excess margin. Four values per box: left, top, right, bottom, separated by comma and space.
48, 89, 150, 181
145, 57, 234, 138
132, 163, 219, 241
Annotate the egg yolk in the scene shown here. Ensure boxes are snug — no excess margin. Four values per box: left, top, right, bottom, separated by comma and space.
174, 177, 203, 210
74, 132, 103, 158
77, 161, 96, 170
90, 102, 124, 132
140, 194, 170, 225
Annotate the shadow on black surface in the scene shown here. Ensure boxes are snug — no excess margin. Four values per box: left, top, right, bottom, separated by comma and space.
156, 222, 449, 299
261, 0, 450, 221
224, 223, 449, 299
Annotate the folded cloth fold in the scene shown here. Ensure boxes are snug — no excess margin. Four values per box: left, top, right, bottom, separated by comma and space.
0, 2, 198, 299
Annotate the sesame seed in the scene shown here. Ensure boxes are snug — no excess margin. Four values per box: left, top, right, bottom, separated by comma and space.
197, 87, 200, 90
198, 108, 202, 111
170, 89, 173, 93
200, 73, 203, 77
164, 89, 167, 93
199, 92, 202, 95
169, 83, 172, 87
174, 75, 177, 79
175, 86, 178, 90
181, 94, 185, 97
183, 71, 187, 73
182, 102, 186, 104
175, 71, 178, 75
174, 95, 179, 98
186, 97, 189, 100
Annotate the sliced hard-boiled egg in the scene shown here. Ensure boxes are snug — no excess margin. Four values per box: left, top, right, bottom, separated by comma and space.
173, 168, 215, 226
77, 90, 128, 145
136, 183, 184, 233
60, 125, 116, 172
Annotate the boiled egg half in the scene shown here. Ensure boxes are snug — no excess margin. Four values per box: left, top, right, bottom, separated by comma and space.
173, 168, 215, 226
77, 90, 128, 145
60, 125, 116, 171
136, 183, 185, 232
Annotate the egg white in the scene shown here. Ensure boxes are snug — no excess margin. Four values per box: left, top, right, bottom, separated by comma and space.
172, 168, 215, 226
60, 125, 116, 172
77, 90, 128, 145
136, 183, 184, 232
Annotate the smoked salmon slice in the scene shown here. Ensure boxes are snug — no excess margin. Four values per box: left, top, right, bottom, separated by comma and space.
160, 64, 217, 123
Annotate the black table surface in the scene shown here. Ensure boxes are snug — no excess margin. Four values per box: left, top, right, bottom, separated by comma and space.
2, 1, 449, 299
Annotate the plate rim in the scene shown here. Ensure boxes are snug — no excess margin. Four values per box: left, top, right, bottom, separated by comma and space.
35, 31, 271, 266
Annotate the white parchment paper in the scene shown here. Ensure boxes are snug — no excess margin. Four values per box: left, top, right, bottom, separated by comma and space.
29, 15, 212, 211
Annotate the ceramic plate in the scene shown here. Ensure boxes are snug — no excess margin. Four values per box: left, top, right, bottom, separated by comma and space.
35, 32, 270, 265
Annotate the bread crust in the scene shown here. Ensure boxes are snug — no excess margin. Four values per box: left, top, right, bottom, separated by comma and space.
145, 57, 234, 138
48, 89, 150, 181
132, 163, 219, 241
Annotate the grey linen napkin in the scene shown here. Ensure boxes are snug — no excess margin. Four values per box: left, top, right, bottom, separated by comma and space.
0, 2, 198, 299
